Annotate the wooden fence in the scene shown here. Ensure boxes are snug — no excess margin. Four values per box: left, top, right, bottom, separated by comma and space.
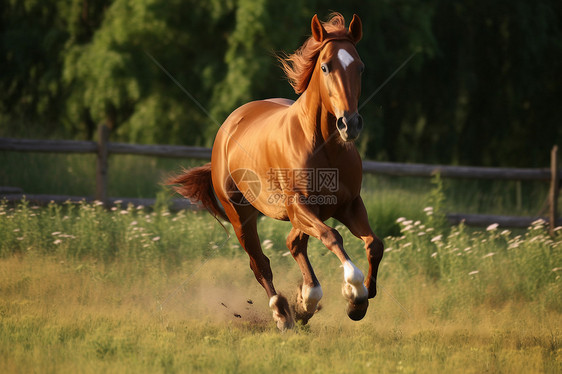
1, 125, 560, 232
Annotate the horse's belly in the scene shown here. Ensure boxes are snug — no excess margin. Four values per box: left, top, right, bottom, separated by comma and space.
251, 197, 289, 221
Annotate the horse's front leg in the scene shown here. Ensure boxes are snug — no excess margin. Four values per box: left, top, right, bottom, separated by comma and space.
335, 196, 384, 299
286, 199, 369, 321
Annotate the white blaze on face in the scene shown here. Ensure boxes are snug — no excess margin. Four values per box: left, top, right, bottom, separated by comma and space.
338, 49, 355, 70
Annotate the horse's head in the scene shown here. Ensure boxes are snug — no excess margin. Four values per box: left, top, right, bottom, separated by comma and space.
312, 14, 364, 142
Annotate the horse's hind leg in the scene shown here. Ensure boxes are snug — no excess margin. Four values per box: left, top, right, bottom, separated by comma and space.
286, 228, 322, 324
221, 202, 294, 330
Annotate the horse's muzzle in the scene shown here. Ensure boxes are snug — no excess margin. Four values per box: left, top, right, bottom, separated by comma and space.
336, 113, 363, 142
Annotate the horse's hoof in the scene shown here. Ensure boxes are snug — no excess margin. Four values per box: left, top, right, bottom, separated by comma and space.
292, 292, 315, 325
276, 318, 294, 332
346, 299, 368, 321
270, 295, 295, 331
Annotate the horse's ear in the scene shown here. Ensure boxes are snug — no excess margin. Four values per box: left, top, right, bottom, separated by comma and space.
349, 14, 362, 44
311, 14, 326, 42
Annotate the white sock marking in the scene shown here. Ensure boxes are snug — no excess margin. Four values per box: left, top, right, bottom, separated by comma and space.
343, 261, 368, 300
344, 261, 364, 284
338, 49, 355, 70
302, 284, 323, 312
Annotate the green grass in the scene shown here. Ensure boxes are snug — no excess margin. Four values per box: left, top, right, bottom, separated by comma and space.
0, 199, 560, 373
0, 152, 200, 198
0, 151, 553, 239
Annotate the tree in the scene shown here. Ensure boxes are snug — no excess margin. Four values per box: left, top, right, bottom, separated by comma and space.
1, 0, 561, 166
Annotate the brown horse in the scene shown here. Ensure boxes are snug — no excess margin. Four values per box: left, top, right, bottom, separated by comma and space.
170, 13, 384, 330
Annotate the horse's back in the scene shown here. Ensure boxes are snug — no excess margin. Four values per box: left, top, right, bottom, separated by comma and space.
264, 98, 295, 107
216, 98, 293, 142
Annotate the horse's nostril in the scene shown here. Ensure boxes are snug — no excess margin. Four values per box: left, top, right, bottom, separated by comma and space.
337, 117, 347, 131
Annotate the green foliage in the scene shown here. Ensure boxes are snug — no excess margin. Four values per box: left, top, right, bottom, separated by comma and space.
425, 173, 448, 232
0, 200, 229, 265
2, 1, 562, 165
385, 217, 562, 315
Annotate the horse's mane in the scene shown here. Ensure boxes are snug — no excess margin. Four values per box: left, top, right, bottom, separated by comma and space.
279, 13, 354, 94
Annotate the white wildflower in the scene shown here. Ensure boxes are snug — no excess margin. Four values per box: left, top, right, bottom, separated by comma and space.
431, 235, 443, 243
403, 225, 414, 232
468, 270, 479, 276
431, 252, 437, 258
53, 239, 62, 245
531, 218, 545, 226
486, 223, 499, 231
396, 217, 406, 224
482, 252, 496, 259
508, 242, 519, 250
262, 239, 274, 250
152, 236, 161, 241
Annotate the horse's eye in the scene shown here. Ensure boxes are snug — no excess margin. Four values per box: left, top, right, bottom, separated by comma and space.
321, 63, 329, 74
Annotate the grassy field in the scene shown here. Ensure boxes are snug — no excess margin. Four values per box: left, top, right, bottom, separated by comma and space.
1, 197, 560, 373
0, 150, 554, 238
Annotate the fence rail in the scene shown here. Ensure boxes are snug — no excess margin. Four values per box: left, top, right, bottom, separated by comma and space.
0, 192, 194, 211
0, 137, 212, 159
1, 129, 560, 231
362, 160, 556, 181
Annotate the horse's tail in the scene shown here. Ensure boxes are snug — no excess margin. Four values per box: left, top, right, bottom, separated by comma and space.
167, 163, 229, 222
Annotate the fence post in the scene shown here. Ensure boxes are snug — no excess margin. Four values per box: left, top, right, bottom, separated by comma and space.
95, 124, 109, 204
550, 145, 559, 236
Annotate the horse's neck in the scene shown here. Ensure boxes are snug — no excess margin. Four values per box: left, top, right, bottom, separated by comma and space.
293, 89, 341, 155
